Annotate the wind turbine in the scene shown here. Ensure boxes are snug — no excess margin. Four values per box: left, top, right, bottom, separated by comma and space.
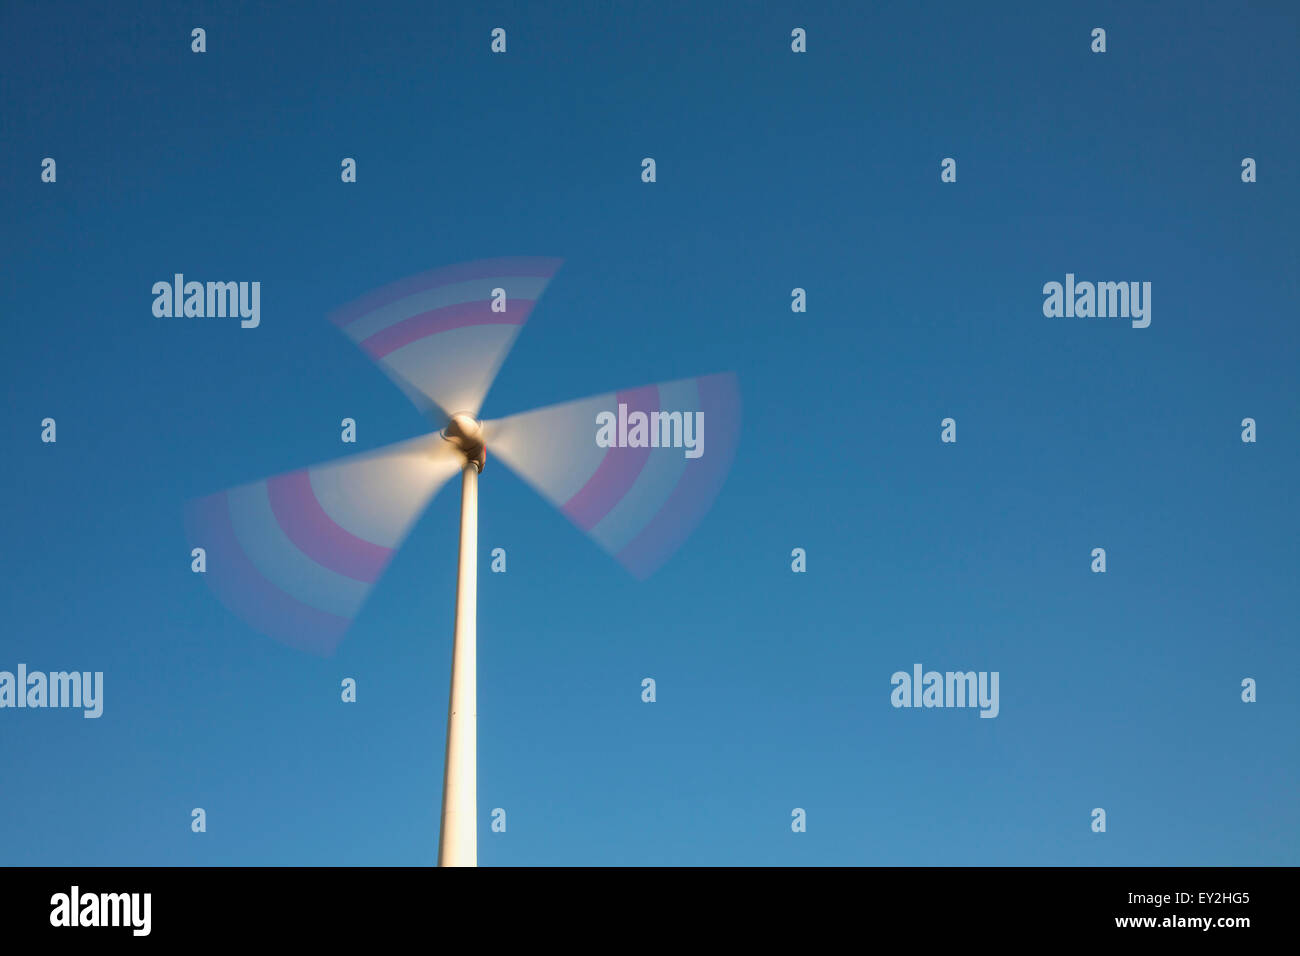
184, 258, 740, 866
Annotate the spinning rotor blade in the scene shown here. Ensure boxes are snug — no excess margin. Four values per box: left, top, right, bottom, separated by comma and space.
328, 257, 564, 423
485, 372, 740, 579
184, 434, 462, 656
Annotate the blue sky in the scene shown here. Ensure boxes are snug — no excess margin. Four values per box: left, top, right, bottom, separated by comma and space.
1, 0, 1297, 865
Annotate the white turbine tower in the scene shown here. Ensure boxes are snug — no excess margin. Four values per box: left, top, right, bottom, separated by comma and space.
185, 258, 740, 866
437, 411, 484, 867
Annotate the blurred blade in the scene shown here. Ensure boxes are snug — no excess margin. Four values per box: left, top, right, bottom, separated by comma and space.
485, 372, 741, 579
328, 257, 564, 422
184, 433, 461, 656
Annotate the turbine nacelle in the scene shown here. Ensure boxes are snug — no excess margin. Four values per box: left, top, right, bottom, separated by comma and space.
442, 412, 486, 472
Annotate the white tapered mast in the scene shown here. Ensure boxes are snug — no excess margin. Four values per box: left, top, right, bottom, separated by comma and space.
438, 416, 484, 867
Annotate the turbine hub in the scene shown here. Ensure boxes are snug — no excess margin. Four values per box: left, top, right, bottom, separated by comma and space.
443, 412, 486, 472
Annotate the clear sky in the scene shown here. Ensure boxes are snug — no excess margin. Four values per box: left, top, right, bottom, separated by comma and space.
2, 0, 1297, 866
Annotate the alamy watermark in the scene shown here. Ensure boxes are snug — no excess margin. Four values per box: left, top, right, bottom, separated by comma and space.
50, 886, 150, 936
152, 274, 260, 328
595, 405, 705, 459
0, 664, 103, 718
1042, 273, 1151, 328
891, 664, 999, 718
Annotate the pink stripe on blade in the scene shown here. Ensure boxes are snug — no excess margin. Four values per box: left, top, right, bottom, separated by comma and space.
616, 373, 741, 578
329, 257, 564, 328
561, 386, 659, 531
358, 298, 535, 359
266, 471, 393, 584
185, 492, 352, 657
